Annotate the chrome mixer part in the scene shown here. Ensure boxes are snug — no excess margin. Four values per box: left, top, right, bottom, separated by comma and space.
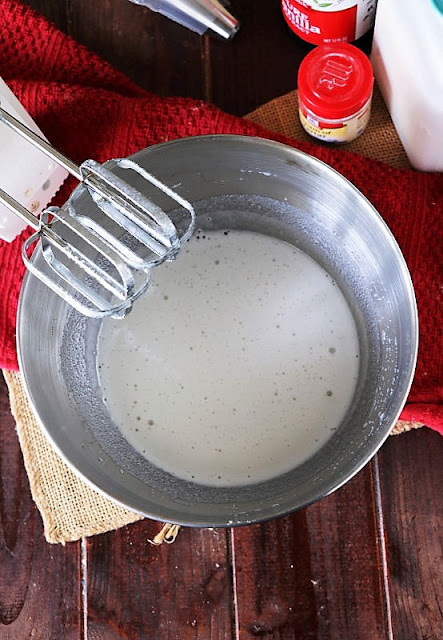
0, 105, 195, 318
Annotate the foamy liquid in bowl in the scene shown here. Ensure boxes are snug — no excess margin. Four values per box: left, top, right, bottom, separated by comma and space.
97, 229, 360, 487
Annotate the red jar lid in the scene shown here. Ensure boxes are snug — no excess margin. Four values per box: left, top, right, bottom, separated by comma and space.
297, 44, 374, 120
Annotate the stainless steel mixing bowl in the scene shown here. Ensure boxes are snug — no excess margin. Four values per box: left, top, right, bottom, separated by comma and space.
17, 135, 418, 526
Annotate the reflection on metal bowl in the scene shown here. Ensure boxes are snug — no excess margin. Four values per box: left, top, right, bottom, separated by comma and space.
17, 135, 418, 527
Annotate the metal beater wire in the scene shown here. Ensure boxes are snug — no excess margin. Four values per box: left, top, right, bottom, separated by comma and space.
0, 105, 195, 318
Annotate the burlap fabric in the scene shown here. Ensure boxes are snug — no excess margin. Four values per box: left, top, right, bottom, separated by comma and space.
247, 85, 412, 170
3, 89, 424, 544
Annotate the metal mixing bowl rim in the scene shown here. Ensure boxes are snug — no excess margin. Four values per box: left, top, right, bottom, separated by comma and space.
16, 134, 419, 527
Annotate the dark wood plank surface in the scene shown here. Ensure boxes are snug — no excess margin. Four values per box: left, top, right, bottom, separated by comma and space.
232, 463, 389, 640
1, 1, 442, 639
377, 430, 443, 640
86, 523, 233, 639
0, 376, 83, 639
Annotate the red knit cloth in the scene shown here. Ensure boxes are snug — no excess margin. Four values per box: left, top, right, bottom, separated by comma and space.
0, 0, 441, 432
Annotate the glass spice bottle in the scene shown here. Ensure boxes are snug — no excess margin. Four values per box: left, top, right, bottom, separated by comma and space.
281, 0, 377, 45
297, 43, 374, 143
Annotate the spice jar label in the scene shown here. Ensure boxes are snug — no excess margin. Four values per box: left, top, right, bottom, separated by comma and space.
281, 0, 377, 44
299, 102, 372, 142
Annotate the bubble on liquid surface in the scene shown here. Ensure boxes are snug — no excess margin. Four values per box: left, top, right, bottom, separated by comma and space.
97, 229, 360, 486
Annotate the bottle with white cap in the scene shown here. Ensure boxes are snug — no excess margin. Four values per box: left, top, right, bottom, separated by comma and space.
0, 78, 68, 242
371, 0, 443, 172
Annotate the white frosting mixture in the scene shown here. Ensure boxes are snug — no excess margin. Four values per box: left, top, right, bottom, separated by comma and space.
97, 229, 360, 486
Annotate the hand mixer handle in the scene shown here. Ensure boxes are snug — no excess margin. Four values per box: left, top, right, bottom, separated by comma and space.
0, 104, 81, 178
0, 104, 80, 232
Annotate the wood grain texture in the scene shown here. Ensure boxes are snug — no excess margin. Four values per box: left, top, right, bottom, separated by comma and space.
23, 0, 207, 100
19, 0, 71, 33
0, 377, 83, 640
207, 2, 313, 116
86, 521, 233, 639
232, 464, 389, 640
378, 430, 443, 640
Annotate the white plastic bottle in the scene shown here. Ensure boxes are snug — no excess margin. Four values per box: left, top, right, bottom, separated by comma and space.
0, 78, 68, 242
371, 0, 443, 172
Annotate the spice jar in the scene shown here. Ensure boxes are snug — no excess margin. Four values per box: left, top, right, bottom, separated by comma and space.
281, 0, 377, 45
297, 43, 374, 143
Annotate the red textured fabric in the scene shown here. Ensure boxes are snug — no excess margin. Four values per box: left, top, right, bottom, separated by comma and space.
0, 0, 441, 432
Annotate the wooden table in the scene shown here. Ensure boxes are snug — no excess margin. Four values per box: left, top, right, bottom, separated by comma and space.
2, 2, 442, 638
